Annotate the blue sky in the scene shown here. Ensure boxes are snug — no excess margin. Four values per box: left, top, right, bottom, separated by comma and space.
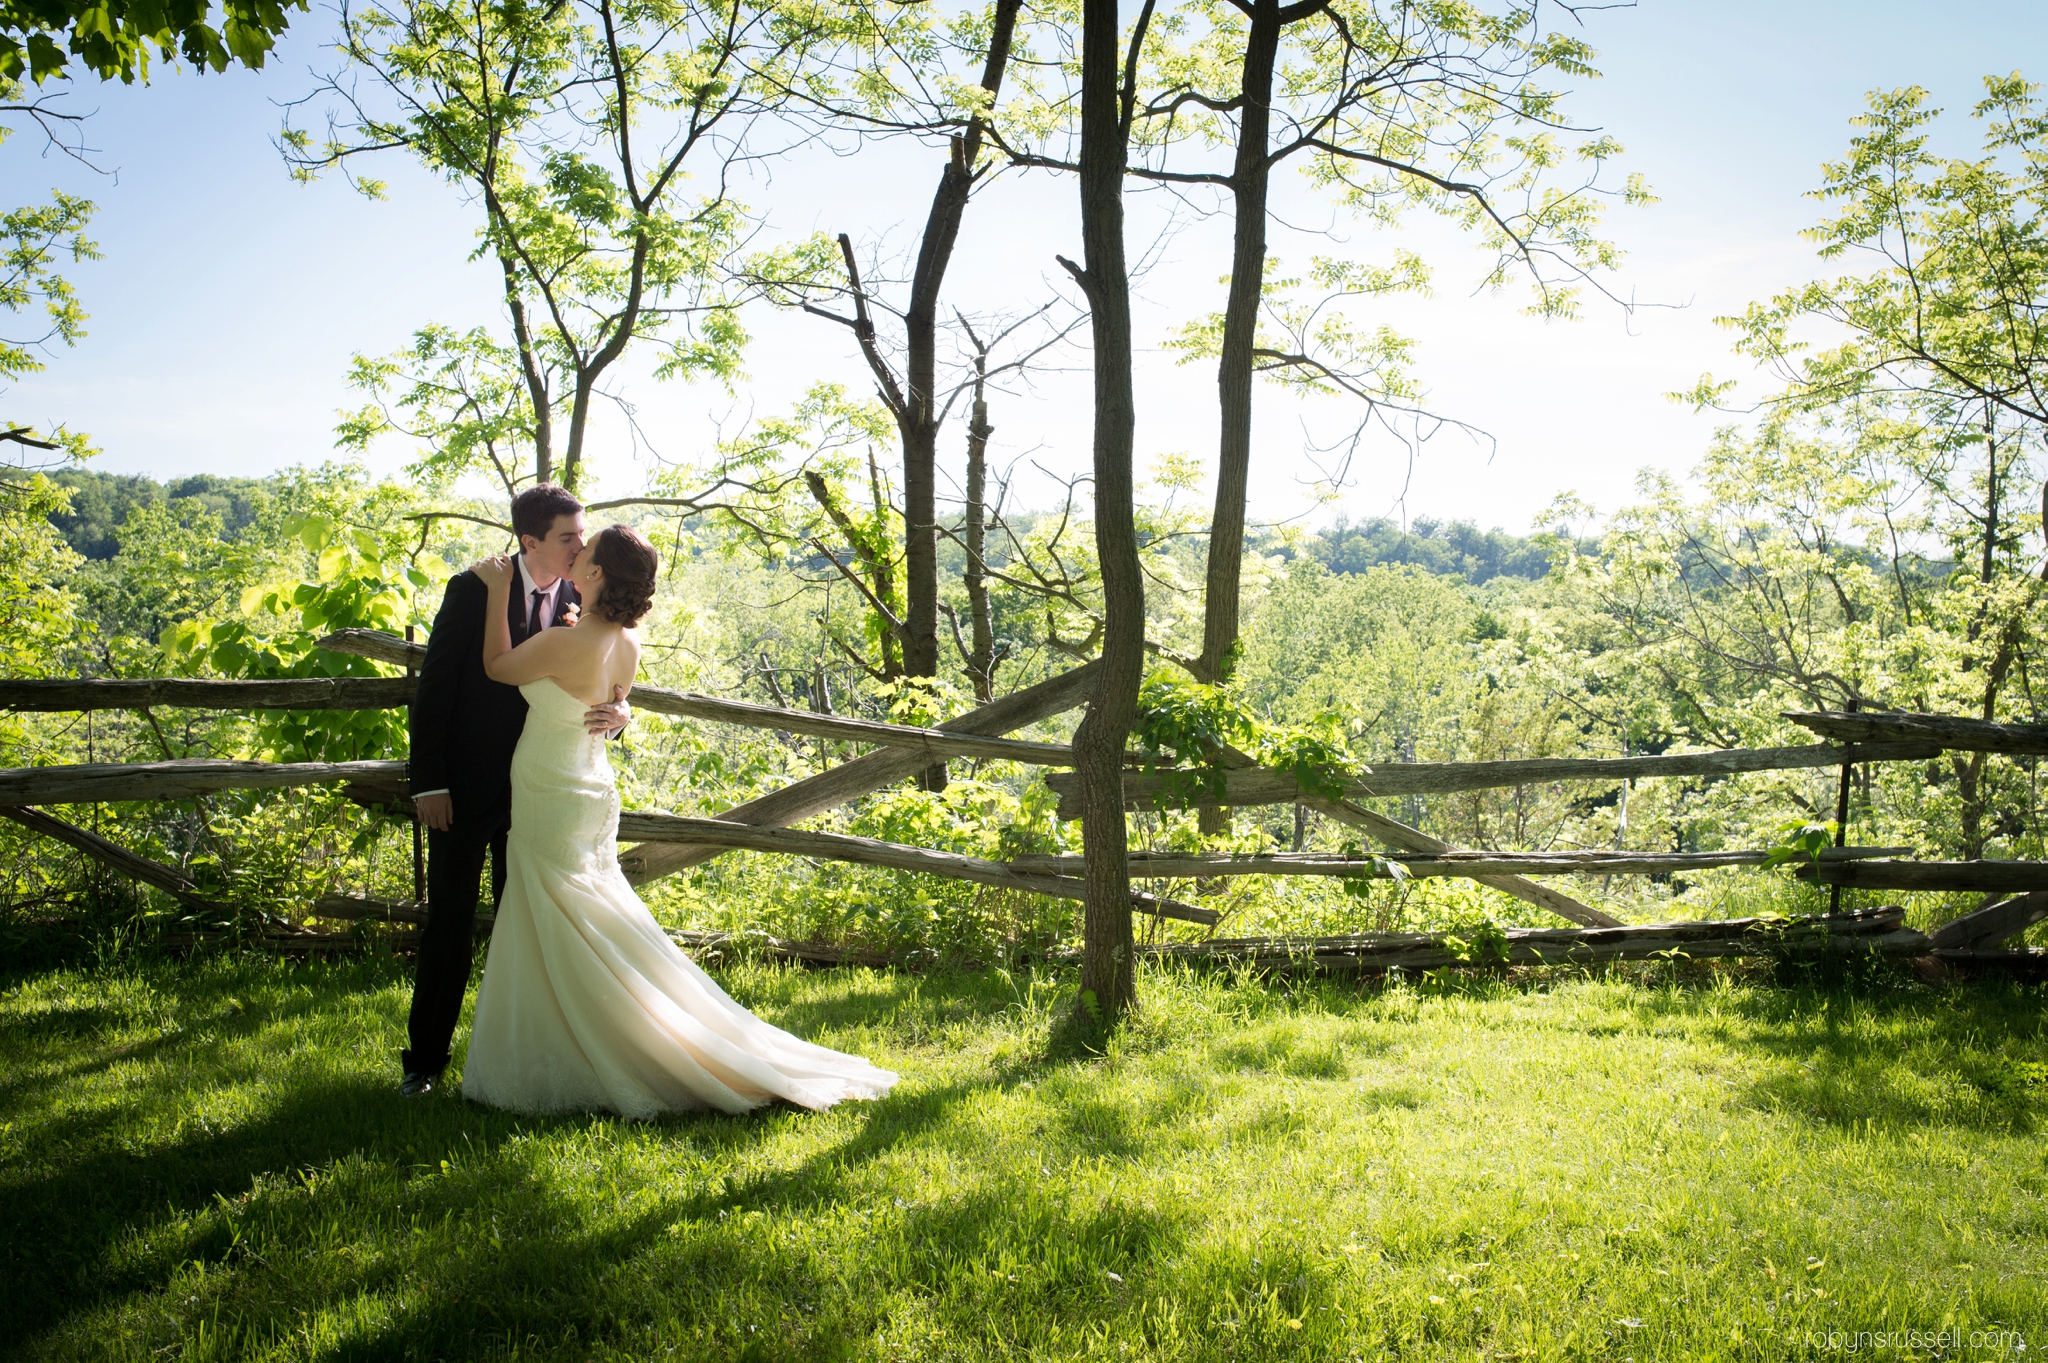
4, 0, 2043, 533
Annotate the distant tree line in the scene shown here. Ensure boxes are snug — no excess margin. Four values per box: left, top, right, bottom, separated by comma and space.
45, 470, 263, 559
1283, 515, 1584, 585
43, 468, 1588, 587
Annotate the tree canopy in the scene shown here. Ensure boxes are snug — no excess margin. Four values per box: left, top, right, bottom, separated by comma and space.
0, 0, 305, 83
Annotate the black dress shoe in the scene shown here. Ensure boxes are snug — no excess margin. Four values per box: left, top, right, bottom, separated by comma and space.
397, 1070, 439, 1097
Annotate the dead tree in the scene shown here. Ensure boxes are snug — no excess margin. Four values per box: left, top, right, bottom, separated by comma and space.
794, 0, 1027, 785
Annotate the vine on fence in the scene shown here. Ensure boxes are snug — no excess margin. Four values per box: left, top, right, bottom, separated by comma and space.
1132, 670, 1358, 810
1762, 819, 1836, 870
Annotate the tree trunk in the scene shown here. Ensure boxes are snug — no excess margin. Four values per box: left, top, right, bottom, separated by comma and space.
1958, 750, 1988, 859
897, 0, 1022, 786
1195, 0, 1281, 691
1065, 0, 1154, 1028
562, 376, 594, 493
964, 375, 996, 703
1191, 0, 1282, 840
501, 254, 554, 488
905, 411, 947, 791
1953, 408, 2004, 858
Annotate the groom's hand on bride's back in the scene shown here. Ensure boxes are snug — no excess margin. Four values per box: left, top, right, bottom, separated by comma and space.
415, 792, 454, 832
584, 684, 631, 738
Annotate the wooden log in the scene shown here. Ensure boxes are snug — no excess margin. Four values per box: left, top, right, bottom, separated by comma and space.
168, 923, 863, 963
309, 893, 498, 934
319, 627, 423, 669
1187, 742, 1618, 929
1926, 946, 2048, 980
1797, 860, 2048, 893
341, 781, 415, 813
1035, 907, 1924, 971
615, 809, 1218, 926
0, 804, 235, 913
1045, 741, 1945, 816
313, 631, 1080, 765
0, 676, 416, 712
0, 759, 409, 806
160, 929, 424, 954
173, 908, 1925, 970
618, 661, 1101, 886
669, 930, 893, 969
627, 685, 1077, 765
1006, 845, 1914, 880
1926, 892, 2048, 950
1297, 791, 1622, 929
310, 893, 431, 926
1785, 708, 2048, 757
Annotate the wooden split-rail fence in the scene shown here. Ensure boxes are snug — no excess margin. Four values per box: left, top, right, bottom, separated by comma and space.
3, 627, 2046, 971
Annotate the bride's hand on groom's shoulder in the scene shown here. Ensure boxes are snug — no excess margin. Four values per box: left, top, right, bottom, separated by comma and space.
470, 555, 514, 587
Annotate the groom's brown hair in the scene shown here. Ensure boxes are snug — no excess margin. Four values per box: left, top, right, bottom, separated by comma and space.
510, 484, 583, 545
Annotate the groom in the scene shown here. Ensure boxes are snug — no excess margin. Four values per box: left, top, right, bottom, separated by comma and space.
399, 483, 630, 1096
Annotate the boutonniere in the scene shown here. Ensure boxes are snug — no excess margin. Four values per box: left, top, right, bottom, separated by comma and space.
560, 601, 581, 628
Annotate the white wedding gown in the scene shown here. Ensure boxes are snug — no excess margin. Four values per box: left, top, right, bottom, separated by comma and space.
461, 678, 898, 1116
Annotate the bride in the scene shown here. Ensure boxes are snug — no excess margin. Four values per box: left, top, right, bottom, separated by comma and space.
458, 524, 897, 1117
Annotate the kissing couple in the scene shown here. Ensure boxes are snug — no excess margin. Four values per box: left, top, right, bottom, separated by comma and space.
399, 483, 896, 1116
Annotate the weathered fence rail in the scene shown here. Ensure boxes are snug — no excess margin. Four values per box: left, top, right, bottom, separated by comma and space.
1042, 905, 1927, 971
1786, 709, 2048, 756
0, 804, 234, 913
1926, 891, 2048, 950
1044, 741, 1945, 816
0, 677, 415, 711
161, 900, 1978, 976
4, 629, 2045, 953
615, 810, 1219, 926
1797, 859, 2048, 893
615, 662, 1103, 886
0, 672, 1079, 767
1008, 845, 1913, 880
0, 759, 410, 806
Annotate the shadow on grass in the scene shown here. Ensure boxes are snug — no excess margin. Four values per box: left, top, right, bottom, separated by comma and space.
1713, 980, 2048, 1133
2, 958, 1118, 1357
14, 948, 2047, 1356
305, 1173, 1187, 1361
11, 1068, 1176, 1360
1246, 955, 2048, 1135
1538, 961, 2048, 1134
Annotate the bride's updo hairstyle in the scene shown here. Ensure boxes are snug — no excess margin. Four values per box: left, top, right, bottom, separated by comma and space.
588, 524, 659, 627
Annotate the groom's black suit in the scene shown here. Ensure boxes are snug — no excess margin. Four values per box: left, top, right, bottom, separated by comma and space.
402, 568, 581, 1077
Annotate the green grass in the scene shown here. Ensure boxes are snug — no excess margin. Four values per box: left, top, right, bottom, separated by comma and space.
4, 952, 2046, 1361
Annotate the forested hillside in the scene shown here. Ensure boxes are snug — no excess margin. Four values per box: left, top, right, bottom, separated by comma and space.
1285, 515, 1574, 583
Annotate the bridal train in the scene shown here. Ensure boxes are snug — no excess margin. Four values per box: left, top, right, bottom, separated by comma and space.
460, 678, 898, 1117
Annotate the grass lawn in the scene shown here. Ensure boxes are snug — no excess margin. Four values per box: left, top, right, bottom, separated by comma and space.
3, 950, 2045, 1361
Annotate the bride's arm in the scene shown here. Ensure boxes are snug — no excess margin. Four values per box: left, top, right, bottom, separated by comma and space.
486, 627, 577, 685
472, 556, 517, 675
471, 556, 576, 685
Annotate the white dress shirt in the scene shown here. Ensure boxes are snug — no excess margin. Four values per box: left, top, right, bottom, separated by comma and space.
517, 553, 565, 632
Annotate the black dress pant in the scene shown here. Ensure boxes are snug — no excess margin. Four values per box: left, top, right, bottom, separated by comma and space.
402, 810, 510, 1076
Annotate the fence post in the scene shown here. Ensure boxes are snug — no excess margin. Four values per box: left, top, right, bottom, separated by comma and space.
1831, 697, 1858, 914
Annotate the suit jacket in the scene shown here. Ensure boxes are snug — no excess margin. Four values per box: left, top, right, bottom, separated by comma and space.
408, 569, 582, 828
